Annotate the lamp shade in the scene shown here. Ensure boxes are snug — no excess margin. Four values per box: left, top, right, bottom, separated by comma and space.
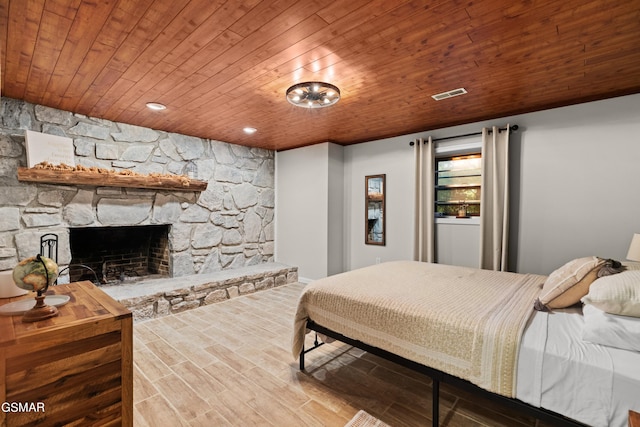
0, 270, 28, 298
627, 233, 640, 262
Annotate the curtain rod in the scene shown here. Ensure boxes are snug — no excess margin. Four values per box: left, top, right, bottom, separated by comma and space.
409, 125, 518, 146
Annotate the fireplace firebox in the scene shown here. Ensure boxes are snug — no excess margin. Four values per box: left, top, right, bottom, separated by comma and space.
69, 225, 170, 284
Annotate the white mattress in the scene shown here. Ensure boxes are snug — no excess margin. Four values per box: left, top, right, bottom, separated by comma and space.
516, 306, 640, 427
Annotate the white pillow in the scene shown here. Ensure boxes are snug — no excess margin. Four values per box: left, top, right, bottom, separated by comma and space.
581, 270, 640, 317
582, 303, 640, 352
623, 261, 640, 270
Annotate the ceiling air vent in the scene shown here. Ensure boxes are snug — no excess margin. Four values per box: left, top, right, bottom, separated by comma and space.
431, 88, 467, 101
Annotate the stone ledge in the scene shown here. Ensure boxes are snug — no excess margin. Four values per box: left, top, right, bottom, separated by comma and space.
100, 262, 298, 321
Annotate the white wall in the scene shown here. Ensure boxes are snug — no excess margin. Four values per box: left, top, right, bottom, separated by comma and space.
327, 143, 344, 275
276, 94, 640, 279
435, 220, 480, 268
513, 96, 640, 273
343, 94, 640, 275
274, 142, 344, 281
275, 143, 328, 281
343, 136, 416, 270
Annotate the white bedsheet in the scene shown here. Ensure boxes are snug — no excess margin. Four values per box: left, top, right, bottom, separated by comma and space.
516, 307, 640, 427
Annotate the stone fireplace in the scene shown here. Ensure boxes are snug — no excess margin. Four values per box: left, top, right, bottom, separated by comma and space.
0, 98, 276, 281
68, 225, 170, 284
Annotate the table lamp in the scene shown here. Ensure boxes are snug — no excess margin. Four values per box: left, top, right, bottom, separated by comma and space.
627, 233, 640, 262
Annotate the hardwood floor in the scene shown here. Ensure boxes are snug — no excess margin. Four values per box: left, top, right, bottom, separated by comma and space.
133, 283, 554, 426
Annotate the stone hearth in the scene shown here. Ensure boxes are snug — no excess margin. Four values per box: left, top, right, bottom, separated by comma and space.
101, 262, 298, 321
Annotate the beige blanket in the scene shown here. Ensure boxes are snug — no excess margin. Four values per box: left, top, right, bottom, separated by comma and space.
292, 261, 545, 397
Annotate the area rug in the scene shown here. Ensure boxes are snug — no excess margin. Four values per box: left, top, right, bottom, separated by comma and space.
344, 410, 391, 427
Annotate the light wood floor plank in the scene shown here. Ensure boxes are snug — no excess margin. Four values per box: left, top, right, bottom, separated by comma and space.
134, 282, 546, 426
135, 394, 191, 427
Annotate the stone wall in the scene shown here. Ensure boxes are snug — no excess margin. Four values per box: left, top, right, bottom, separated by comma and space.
0, 97, 275, 279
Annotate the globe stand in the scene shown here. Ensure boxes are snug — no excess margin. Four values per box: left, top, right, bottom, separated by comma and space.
22, 294, 59, 323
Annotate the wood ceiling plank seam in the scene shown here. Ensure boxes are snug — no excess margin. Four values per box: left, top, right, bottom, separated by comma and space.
41, 0, 119, 107
102, 2, 237, 119
466, 13, 559, 47
175, 0, 452, 111
319, 0, 439, 51
313, 4, 469, 73
159, 0, 423, 121
162, 0, 264, 68
582, 60, 640, 79
301, 52, 343, 73
191, 2, 334, 81
109, 61, 179, 124
165, 0, 418, 109
117, 0, 229, 83
228, 0, 303, 38
471, 35, 586, 68
162, 26, 231, 68
584, 46, 640, 67
84, 0, 191, 117
110, 0, 296, 117
88, 76, 138, 120
71, 2, 181, 115
196, 15, 332, 101
43, 0, 82, 20
147, 30, 245, 104
25, 9, 75, 104
464, 0, 570, 23
464, 0, 633, 45
314, 0, 373, 24
139, 96, 238, 132
176, 4, 326, 82
3, 0, 45, 99
557, 2, 640, 38
0, 0, 10, 91
57, 41, 121, 113
165, 17, 332, 109
578, 30, 640, 65
72, 63, 126, 115
57, 0, 157, 112
336, 40, 474, 79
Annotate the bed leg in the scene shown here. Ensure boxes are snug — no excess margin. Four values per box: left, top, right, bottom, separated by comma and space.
432, 378, 439, 427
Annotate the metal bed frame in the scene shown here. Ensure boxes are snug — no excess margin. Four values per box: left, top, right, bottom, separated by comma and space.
299, 320, 587, 427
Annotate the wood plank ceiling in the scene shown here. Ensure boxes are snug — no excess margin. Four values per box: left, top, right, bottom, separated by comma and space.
1, 0, 640, 151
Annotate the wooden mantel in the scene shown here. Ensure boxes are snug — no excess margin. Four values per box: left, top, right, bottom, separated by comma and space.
17, 167, 208, 191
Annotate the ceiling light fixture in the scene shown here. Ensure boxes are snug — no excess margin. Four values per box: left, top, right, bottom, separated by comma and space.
146, 102, 167, 111
286, 81, 340, 109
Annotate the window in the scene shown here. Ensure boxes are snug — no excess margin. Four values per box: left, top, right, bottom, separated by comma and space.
435, 154, 481, 217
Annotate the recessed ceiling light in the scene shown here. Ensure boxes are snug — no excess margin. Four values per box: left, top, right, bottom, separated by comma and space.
243, 127, 257, 134
146, 102, 167, 111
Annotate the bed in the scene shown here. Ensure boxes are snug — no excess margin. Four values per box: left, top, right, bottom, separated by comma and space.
292, 260, 640, 427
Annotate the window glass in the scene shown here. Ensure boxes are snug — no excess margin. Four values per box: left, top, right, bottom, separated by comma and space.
435, 154, 481, 217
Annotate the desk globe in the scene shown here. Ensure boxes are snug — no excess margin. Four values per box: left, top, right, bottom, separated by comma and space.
12, 254, 59, 322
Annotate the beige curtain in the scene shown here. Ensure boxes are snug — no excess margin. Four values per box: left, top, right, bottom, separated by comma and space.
479, 125, 510, 271
413, 137, 435, 262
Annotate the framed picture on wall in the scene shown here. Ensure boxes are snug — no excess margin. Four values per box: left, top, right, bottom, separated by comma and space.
365, 174, 385, 245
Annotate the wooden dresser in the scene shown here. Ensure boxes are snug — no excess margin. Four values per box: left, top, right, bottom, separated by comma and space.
0, 281, 132, 426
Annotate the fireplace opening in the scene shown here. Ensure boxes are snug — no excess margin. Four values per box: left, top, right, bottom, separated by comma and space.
69, 225, 170, 285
